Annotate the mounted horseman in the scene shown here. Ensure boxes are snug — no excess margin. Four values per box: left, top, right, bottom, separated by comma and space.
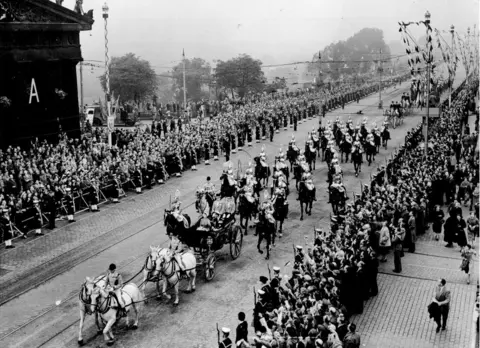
328, 174, 348, 215
286, 134, 300, 171
294, 151, 310, 191
274, 148, 290, 183
311, 127, 321, 158
372, 122, 382, 154
297, 172, 316, 220
220, 162, 238, 198
351, 137, 363, 177
339, 132, 353, 163
380, 122, 391, 149
272, 186, 288, 238
237, 164, 260, 235
319, 127, 329, 161
364, 129, 376, 166
254, 145, 271, 187
304, 133, 317, 171
256, 191, 276, 260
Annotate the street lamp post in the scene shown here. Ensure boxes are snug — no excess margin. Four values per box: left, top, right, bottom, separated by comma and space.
424, 10, 431, 157
378, 49, 383, 109
102, 2, 114, 147
449, 24, 454, 108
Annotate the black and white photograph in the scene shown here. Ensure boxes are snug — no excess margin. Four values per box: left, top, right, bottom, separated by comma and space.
0, 0, 478, 347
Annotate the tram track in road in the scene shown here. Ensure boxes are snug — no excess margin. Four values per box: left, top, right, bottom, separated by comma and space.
1, 84, 416, 348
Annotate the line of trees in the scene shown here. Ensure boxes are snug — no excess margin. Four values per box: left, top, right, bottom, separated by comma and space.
100, 53, 270, 105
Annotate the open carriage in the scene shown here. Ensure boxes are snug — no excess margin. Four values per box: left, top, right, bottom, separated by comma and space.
189, 197, 243, 281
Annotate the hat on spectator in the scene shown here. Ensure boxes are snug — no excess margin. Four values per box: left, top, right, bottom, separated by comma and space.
221, 327, 230, 334
257, 289, 265, 295
273, 266, 280, 272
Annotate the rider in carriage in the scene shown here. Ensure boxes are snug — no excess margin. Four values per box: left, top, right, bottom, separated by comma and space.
243, 183, 258, 205
244, 163, 256, 185
329, 174, 347, 200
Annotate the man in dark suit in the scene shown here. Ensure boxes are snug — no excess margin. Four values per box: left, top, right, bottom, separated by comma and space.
407, 210, 416, 253
432, 278, 451, 332
235, 312, 248, 348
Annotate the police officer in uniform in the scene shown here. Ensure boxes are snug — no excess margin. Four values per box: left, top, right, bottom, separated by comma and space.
33, 199, 44, 236
219, 327, 232, 348
46, 190, 57, 229
65, 187, 76, 222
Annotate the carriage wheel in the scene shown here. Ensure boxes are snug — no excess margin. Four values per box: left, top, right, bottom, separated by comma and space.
204, 253, 216, 281
229, 225, 243, 260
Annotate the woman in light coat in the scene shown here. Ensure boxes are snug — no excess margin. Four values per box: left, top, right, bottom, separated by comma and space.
378, 220, 391, 262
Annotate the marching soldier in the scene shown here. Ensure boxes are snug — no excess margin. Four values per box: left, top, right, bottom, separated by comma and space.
65, 187, 76, 222
293, 112, 298, 132
32, 199, 44, 236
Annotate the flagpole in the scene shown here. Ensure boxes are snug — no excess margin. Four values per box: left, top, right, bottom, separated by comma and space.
182, 49, 187, 119
449, 25, 454, 108
424, 11, 431, 158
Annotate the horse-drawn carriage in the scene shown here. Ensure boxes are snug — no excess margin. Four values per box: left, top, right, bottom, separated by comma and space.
177, 197, 243, 281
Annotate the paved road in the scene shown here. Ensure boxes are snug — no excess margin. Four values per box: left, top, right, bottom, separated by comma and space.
0, 80, 475, 348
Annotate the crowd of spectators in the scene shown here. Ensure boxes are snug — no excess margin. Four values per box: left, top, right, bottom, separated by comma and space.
0, 75, 409, 244
220, 78, 478, 348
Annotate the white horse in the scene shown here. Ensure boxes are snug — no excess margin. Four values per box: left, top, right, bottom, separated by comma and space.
78, 275, 107, 346
157, 247, 197, 306
90, 282, 143, 346
141, 245, 164, 301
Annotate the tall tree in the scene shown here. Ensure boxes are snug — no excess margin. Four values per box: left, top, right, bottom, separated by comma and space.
171, 58, 211, 103
308, 28, 391, 82
99, 53, 157, 103
215, 54, 265, 98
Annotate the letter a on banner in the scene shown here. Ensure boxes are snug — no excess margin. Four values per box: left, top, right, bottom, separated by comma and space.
29, 78, 40, 104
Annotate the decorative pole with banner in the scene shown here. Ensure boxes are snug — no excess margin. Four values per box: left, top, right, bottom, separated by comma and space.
449, 24, 454, 107
182, 49, 187, 121
102, 2, 114, 146
424, 10, 431, 157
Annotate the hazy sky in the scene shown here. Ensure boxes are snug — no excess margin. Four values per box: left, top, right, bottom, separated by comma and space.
65, 0, 479, 100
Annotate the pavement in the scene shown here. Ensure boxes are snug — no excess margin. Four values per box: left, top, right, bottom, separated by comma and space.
0, 78, 476, 348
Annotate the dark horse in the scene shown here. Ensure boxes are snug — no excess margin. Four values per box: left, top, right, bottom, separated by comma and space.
286, 144, 299, 171
272, 194, 288, 238
254, 156, 271, 187
381, 128, 390, 149
304, 143, 317, 171
164, 209, 200, 247
298, 181, 315, 220
320, 135, 329, 161
293, 162, 308, 191
237, 192, 258, 235
219, 173, 237, 198
329, 186, 347, 215
256, 210, 276, 260
351, 146, 363, 177
339, 138, 352, 163
364, 141, 376, 166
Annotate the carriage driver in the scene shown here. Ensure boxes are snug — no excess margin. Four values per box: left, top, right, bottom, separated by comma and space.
105, 263, 126, 312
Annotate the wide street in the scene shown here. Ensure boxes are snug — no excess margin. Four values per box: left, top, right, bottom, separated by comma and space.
0, 77, 476, 348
